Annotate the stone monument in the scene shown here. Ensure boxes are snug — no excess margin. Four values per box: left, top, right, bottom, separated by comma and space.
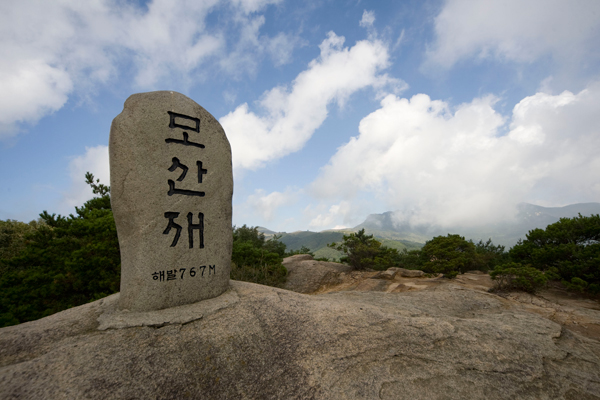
109, 91, 232, 312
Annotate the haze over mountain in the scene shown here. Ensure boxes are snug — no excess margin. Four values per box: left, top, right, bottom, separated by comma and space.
266, 203, 600, 255
356, 202, 600, 247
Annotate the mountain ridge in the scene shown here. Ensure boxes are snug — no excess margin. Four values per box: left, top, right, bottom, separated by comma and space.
261, 202, 600, 254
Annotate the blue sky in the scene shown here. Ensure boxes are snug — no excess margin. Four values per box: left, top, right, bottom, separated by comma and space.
1, 0, 600, 232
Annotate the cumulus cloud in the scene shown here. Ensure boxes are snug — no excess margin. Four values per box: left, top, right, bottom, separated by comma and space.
219, 14, 300, 77
311, 82, 600, 229
0, 60, 72, 136
229, 0, 282, 14
221, 31, 405, 171
425, 0, 600, 71
306, 201, 354, 230
0, 0, 289, 137
246, 188, 297, 222
63, 145, 110, 210
359, 10, 375, 28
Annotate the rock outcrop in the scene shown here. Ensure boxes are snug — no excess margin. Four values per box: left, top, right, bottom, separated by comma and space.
1, 279, 599, 399
283, 254, 353, 293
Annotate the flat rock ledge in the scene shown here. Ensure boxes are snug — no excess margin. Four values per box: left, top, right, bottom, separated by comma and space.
1, 281, 600, 400
283, 254, 353, 293
97, 288, 239, 330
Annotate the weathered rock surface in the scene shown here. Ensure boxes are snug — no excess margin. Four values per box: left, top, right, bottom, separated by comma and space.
1, 280, 599, 399
110, 91, 233, 312
398, 268, 425, 278
283, 254, 352, 293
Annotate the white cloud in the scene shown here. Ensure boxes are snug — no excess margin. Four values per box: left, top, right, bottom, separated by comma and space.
359, 10, 375, 28
219, 14, 300, 76
307, 201, 354, 230
220, 31, 404, 171
425, 0, 600, 70
246, 188, 296, 222
0, 59, 72, 136
0, 0, 289, 137
63, 145, 110, 210
229, 0, 282, 14
312, 82, 600, 228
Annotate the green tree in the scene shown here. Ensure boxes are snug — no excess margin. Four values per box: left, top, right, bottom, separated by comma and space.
328, 228, 399, 270
396, 249, 423, 270
509, 214, 600, 293
230, 225, 287, 287
472, 239, 508, 272
419, 234, 477, 278
0, 219, 44, 274
490, 262, 550, 293
285, 245, 314, 257
0, 173, 120, 327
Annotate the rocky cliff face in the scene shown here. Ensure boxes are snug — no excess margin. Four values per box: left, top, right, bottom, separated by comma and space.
1, 270, 599, 399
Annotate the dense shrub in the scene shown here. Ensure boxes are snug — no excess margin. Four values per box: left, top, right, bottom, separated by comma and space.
509, 214, 600, 294
328, 229, 399, 271
419, 234, 478, 278
396, 249, 423, 270
0, 219, 44, 266
490, 262, 551, 294
472, 239, 509, 271
0, 174, 120, 327
230, 225, 287, 287
285, 245, 313, 257
0, 174, 292, 328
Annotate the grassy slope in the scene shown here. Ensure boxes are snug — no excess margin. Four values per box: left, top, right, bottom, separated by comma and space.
279, 230, 424, 261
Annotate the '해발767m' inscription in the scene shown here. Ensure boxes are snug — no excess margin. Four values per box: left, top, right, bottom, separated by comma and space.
153, 265, 216, 282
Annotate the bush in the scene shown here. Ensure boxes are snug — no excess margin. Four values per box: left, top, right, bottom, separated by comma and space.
0, 173, 120, 327
396, 249, 423, 270
285, 245, 314, 257
0, 219, 44, 266
472, 239, 508, 272
328, 229, 399, 271
490, 262, 549, 293
0, 175, 291, 328
509, 213, 600, 293
419, 234, 477, 278
562, 277, 588, 292
230, 225, 287, 287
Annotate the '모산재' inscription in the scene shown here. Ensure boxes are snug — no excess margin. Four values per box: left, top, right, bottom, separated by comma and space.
110, 91, 232, 312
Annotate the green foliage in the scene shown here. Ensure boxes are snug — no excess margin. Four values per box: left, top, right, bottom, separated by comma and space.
509, 213, 600, 293
328, 228, 399, 271
85, 172, 110, 196
472, 239, 508, 271
0, 173, 120, 327
279, 231, 345, 253
419, 234, 477, 278
230, 225, 287, 287
312, 246, 343, 262
396, 249, 423, 270
490, 262, 549, 293
285, 245, 314, 257
562, 277, 589, 292
0, 219, 44, 273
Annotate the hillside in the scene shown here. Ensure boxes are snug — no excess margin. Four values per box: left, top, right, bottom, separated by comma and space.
270, 229, 422, 261
259, 203, 600, 255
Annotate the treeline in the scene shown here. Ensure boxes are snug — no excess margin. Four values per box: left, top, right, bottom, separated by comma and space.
0, 175, 119, 327
328, 229, 507, 276
0, 174, 290, 328
330, 215, 600, 294
1, 173, 598, 327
